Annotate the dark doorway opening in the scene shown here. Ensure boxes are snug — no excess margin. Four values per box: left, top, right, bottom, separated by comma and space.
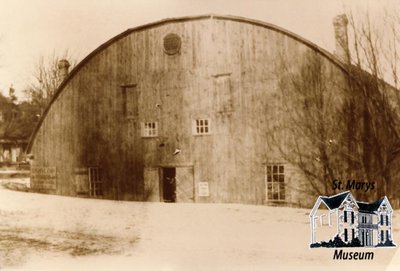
162, 167, 176, 202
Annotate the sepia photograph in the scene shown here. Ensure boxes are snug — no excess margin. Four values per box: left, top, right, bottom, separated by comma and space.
0, 0, 400, 270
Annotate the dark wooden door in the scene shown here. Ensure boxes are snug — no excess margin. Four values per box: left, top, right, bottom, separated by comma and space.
162, 167, 176, 202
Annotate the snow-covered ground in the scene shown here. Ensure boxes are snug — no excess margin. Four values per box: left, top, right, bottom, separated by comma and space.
0, 183, 399, 271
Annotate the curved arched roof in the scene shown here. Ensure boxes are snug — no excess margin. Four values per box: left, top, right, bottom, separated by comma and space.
27, 14, 346, 152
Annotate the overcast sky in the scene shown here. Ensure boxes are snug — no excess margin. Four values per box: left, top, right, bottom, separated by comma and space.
0, 0, 395, 99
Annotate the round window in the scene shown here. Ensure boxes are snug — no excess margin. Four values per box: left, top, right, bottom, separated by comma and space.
163, 33, 181, 55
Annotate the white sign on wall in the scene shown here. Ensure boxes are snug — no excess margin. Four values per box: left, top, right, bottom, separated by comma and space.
198, 182, 209, 197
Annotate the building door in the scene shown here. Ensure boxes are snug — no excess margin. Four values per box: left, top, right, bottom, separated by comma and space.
175, 166, 194, 202
162, 167, 176, 202
361, 229, 373, 246
361, 230, 365, 246
144, 167, 161, 201
366, 230, 372, 246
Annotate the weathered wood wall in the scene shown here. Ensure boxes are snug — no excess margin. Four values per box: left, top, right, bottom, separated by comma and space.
30, 16, 348, 205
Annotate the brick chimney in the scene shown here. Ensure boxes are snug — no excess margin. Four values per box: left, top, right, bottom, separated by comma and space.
58, 59, 70, 81
333, 14, 350, 63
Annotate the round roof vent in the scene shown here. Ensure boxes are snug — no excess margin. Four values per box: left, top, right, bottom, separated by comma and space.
163, 33, 181, 55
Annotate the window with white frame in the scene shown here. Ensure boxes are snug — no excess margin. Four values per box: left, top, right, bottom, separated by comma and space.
265, 164, 285, 201
193, 119, 210, 135
141, 122, 158, 137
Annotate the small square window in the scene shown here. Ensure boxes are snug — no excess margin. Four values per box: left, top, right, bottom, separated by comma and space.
193, 119, 210, 135
142, 122, 158, 138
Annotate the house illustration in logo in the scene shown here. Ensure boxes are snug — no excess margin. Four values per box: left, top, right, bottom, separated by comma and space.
309, 191, 395, 247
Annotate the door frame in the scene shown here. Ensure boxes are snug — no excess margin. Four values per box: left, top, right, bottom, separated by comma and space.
160, 167, 176, 202
157, 164, 195, 203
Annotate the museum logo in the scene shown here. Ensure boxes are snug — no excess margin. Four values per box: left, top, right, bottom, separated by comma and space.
309, 191, 396, 260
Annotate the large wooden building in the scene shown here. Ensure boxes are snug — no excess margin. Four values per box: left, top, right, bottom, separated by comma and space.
27, 15, 357, 206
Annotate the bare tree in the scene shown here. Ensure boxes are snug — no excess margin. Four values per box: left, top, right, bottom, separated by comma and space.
270, 31, 400, 205
24, 51, 76, 114
270, 50, 349, 198
346, 9, 400, 203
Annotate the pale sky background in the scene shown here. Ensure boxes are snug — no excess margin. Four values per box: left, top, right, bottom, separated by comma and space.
0, 0, 396, 99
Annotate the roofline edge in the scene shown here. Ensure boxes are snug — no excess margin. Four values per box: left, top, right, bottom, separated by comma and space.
26, 14, 347, 153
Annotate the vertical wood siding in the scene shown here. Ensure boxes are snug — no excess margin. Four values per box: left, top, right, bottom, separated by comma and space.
30, 17, 347, 205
